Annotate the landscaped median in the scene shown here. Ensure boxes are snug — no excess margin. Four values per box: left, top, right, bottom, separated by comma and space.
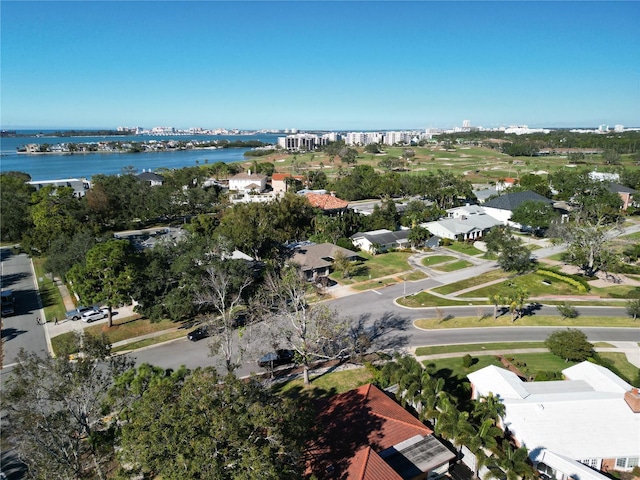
412, 315, 638, 329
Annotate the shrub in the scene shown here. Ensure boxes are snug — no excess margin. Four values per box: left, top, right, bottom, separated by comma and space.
534, 371, 562, 381
462, 354, 473, 368
441, 238, 452, 246
556, 302, 579, 319
537, 268, 590, 292
545, 329, 594, 362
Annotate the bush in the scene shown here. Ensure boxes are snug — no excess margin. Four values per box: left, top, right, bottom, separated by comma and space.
537, 268, 590, 292
556, 302, 579, 319
545, 328, 594, 362
534, 371, 562, 381
462, 354, 473, 368
441, 238, 452, 246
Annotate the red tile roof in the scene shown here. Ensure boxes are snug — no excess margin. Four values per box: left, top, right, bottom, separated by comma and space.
305, 192, 349, 210
305, 384, 432, 479
272, 172, 304, 181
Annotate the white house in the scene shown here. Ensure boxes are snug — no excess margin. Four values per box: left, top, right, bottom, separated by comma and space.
422, 206, 502, 241
468, 362, 640, 478
350, 229, 411, 253
228, 170, 267, 193
482, 190, 554, 226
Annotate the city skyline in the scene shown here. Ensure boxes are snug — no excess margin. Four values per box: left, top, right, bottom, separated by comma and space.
1, 1, 639, 130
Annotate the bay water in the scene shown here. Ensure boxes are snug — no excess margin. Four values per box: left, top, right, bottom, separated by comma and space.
0, 132, 282, 181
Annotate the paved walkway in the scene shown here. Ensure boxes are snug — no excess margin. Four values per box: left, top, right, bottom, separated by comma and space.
409, 343, 640, 368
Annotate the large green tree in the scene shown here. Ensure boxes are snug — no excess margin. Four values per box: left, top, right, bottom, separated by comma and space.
510, 200, 558, 233
0, 172, 34, 242
1, 333, 133, 480
545, 328, 594, 362
118, 368, 312, 479
67, 239, 137, 327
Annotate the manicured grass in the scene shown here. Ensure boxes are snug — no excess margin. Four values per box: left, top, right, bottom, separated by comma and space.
272, 367, 374, 397
442, 242, 484, 256
421, 255, 456, 267
415, 342, 546, 356
405, 270, 428, 281
32, 258, 66, 322
397, 292, 478, 308
111, 329, 188, 353
458, 273, 584, 298
351, 277, 397, 291
432, 260, 473, 272
592, 352, 639, 385
330, 251, 413, 285
621, 231, 640, 241
414, 315, 639, 329
431, 269, 509, 295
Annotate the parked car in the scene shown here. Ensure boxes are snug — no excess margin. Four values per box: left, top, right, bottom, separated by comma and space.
187, 326, 209, 341
66, 305, 95, 321
258, 349, 295, 368
81, 308, 108, 323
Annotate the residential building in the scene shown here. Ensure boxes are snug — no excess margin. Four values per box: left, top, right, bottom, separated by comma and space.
228, 170, 267, 193
304, 192, 349, 215
305, 383, 455, 480
422, 205, 502, 241
288, 242, 360, 281
482, 190, 554, 226
468, 362, 640, 478
350, 229, 411, 253
28, 178, 91, 198
344, 131, 384, 146
135, 171, 164, 186
271, 173, 305, 195
277, 133, 328, 151
606, 183, 636, 210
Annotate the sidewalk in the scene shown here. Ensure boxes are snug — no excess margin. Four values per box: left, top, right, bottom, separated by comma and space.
408, 343, 640, 368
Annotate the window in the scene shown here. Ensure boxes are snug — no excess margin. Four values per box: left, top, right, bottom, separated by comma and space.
580, 459, 598, 468
616, 458, 639, 469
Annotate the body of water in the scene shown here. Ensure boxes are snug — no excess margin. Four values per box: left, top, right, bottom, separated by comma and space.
0, 133, 282, 181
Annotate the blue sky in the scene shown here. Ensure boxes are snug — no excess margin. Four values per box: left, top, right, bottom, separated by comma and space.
2, 1, 639, 130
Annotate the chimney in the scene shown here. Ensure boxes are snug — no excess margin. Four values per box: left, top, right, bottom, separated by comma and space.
624, 388, 640, 413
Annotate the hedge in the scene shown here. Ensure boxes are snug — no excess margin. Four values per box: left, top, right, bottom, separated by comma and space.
537, 268, 590, 292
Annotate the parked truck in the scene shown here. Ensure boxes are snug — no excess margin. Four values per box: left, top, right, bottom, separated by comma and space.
1, 290, 15, 317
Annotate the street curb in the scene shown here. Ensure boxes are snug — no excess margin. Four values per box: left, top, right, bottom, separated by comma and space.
30, 257, 54, 357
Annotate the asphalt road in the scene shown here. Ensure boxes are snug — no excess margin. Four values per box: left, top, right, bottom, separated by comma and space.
1, 248, 48, 370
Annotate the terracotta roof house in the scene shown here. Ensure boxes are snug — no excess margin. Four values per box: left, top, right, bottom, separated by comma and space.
271, 172, 305, 194
305, 383, 455, 480
468, 362, 640, 478
305, 192, 349, 214
350, 229, 411, 254
289, 242, 360, 281
482, 190, 553, 225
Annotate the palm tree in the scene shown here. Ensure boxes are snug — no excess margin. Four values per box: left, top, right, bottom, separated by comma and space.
473, 393, 505, 426
435, 398, 476, 459
487, 444, 535, 480
489, 294, 503, 319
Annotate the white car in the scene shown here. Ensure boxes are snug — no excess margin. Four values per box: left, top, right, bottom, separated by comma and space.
81, 308, 108, 323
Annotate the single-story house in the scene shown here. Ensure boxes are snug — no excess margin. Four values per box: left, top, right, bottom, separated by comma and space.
422, 211, 502, 241
482, 190, 554, 225
350, 229, 411, 254
228, 171, 267, 193
468, 362, 640, 478
305, 383, 455, 480
135, 171, 164, 186
28, 178, 91, 198
289, 242, 359, 281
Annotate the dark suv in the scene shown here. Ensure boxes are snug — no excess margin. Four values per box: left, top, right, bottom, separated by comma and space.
258, 349, 295, 368
187, 326, 209, 341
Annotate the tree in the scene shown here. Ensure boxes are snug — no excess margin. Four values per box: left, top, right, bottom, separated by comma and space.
332, 250, 354, 279
265, 268, 349, 386
194, 260, 254, 374
408, 225, 429, 248
340, 147, 358, 165
118, 368, 312, 479
545, 328, 593, 362
1, 333, 133, 480
67, 239, 137, 327
548, 217, 621, 277
487, 443, 535, 480
626, 298, 640, 320
510, 200, 558, 234
485, 228, 536, 274
435, 397, 476, 458
556, 302, 579, 320
488, 294, 504, 319
0, 172, 34, 243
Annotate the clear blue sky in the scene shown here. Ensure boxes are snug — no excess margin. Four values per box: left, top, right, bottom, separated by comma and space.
2, 1, 639, 130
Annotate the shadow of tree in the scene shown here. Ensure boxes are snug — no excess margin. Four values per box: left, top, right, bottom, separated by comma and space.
1, 327, 28, 342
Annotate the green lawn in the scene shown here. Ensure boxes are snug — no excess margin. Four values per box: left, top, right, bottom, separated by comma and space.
414, 315, 638, 329
32, 258, 67, 323
415, 342, 546, 356
330, 251, 413, 285
397, 292, 477, 308
431, 269, 510, 295
271, 366, 375, 398
458, 272, 584, 298
432, 260, 473, 272
422, 255, 456, 267
442, 242, 484, 256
